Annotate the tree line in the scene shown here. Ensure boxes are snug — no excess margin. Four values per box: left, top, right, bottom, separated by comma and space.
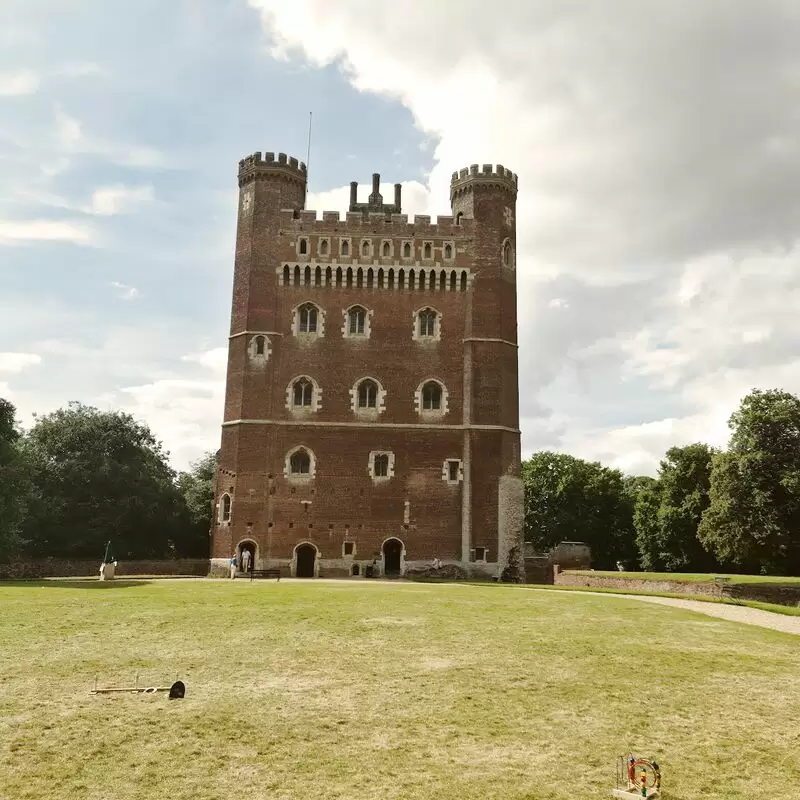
523, 389, 800, 576
0, 400, 214, 563
3, 388, 799, 575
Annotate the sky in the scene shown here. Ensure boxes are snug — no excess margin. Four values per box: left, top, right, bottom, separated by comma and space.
2, 0, 800, 476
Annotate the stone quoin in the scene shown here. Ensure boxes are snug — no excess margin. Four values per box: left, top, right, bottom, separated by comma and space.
210, 151, 524, 579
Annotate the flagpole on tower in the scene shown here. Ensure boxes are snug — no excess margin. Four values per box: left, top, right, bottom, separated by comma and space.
306, 111, 313, 192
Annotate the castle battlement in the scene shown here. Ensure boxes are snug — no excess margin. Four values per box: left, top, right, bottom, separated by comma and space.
238, 151, 308, 187
276, 208, 473, 236
450, 163, 518, 199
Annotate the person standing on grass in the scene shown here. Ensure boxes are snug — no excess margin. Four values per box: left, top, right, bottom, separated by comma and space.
230, 554, 237, 579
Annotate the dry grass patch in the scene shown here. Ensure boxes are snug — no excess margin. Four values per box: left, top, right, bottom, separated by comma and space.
0, 579, 797, 799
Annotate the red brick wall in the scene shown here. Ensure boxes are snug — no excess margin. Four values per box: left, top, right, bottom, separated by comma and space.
213, 155, 522, 574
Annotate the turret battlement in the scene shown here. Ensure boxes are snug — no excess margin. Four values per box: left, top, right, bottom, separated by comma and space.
450, 163, 518, 200
238, 151, 308, 187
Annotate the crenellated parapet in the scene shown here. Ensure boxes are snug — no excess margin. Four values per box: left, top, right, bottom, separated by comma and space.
238, 151, 308, 188
276, 208, 473, 236
449, 163, 518, 202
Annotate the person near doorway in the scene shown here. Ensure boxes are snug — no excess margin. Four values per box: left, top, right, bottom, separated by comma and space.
229, 554, 237, 579
241, 549, 252, 573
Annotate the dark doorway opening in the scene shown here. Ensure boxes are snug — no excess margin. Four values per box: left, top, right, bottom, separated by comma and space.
295, 544, 316, 578
238, 541, 256, 573
382, 538, 403, 577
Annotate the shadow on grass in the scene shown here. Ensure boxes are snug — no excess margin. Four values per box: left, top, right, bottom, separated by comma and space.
0, 579, 152, 589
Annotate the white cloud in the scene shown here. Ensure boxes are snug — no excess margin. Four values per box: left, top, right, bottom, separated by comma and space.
0, 220, 91, 245
109, 281, 140, 300
0, 69, 39, 96
52, 62, 103, 78
88, 185, 154, 216
0, 352, 41, 374
181, 347, 228, 374
251, 0, 800, 474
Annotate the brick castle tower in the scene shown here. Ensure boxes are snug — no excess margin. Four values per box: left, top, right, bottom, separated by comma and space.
210, 151, 523, 579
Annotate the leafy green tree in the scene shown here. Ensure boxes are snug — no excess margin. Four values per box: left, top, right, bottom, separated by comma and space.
21, 403, 186, 559
522, 451, 637, 568
633, 444, 717, 571
174, 451, 216, 558
0, 398, 28, 561
699, 389, 800, 574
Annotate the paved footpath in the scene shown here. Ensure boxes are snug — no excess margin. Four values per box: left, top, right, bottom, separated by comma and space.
536, 588, 800, 636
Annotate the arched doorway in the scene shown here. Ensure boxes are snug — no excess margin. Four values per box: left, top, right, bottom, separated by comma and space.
237, 541, 256, 573
295, 543, 317, 578
382, 538, 403, 577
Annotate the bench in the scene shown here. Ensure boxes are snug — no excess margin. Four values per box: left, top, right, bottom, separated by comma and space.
249, 569, 281, 582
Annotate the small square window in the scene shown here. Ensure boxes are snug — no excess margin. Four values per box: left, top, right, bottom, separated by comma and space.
474, 547, 486, 562
343, 541, 355, 556
448, 460, 459, 482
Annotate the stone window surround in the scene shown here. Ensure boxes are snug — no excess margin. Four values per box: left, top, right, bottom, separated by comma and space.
443, 241, 455, 260
339, 237, 351, 257
284, 445, 317, 482
380, 239, 394, 258
502, 237, 515, 270
360, 238, 373, 258
422, 240, 434, 261
473, 546, 488, 563
248, 334, 272, 361
349, 376, 387, 417
401, 240, 414, 260
442, 458, 463, 485
412, 306, 442, 342
414, 378, 449, 417
342, 540, 356, 558
285, 375, 323, 414
217, 492, 232, 525
318, 237, 330, 257
296, 236, 310, 259
368, 450, 396, 481
341, 304, 373, 339
292, 301, 326, 338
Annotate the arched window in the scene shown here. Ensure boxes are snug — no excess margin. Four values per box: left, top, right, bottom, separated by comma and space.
417, 309, 437, 338
403, 242, 411, 258
325, 266, 332, 285
290, 449, 311, 475
293, 265, 301, 286
341, 239, 349, 256
424, 243, 432, 259
422, 381, 442, 410
299, 303, 318, 333
292, 378, 313, 407
220, 493, 232, 523
254, 335, 266, 355
456, 212, 464, 225
367, 268, 373, 289
362, 240, 370, 256
346, 267, 353, 288
444, 244, 453, 259
377, 268, 384, 288
503, 240, 513, 268
357, 379, 378, 408
320, 239, 329, 255
299, 238, 308, 255
336, 267, 343, 287
382, 241, 390, 257
348, 306, 366, 335
314, 266, 321, 286
283, 265, 290, 285
449, 271, 457, 291
419, 270, 426, 290
356, 268, 363, 288
460, 271, 467, 291
408, 270, 415, 290
439, 270, 446, 290
304, 265, 311, 285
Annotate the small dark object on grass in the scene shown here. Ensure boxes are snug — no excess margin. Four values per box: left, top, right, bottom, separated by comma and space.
169, 681, 185, 699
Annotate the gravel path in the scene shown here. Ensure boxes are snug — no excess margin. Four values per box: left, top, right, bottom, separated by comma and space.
543, 589, 800, 636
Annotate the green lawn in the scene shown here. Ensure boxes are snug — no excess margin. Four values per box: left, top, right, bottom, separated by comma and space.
565, 570, 800, 584
0, 580, 797, 800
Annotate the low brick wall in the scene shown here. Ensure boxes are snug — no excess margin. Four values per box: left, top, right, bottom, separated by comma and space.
554, 572, 800, 607
0, 558, 210, 580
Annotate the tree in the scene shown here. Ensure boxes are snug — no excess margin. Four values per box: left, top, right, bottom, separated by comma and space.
21, 403, 186, 559
699, 389, 800, 574
174, 451, 216, 558
0, 398, 28, 561
522, 451, 637, 569
633, 444, 718, 571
